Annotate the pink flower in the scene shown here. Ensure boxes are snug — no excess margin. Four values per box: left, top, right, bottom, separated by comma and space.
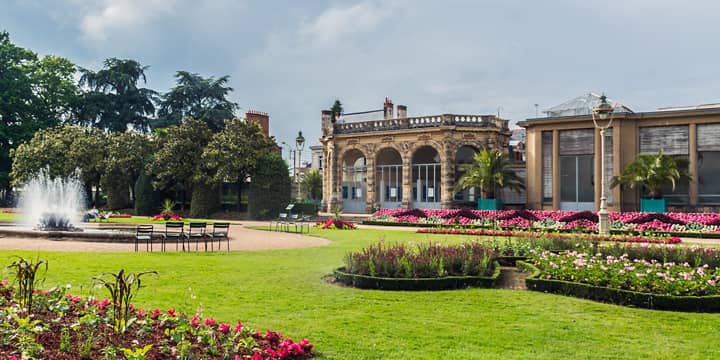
152, 308, 160, 319
167, 308, 176, 317
235, 321, 244, 333
219, 323, 231, 334
204, 317, 217, 327
191, 314, 201, 328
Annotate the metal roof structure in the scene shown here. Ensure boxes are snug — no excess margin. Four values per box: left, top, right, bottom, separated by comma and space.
543, 92, 633, 118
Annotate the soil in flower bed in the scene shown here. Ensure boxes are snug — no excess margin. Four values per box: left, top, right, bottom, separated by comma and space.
0, 284, 313, 359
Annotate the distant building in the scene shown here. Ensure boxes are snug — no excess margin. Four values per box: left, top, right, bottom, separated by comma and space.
519, 93, 720, 212
310, 145, 323, 170
319, 98, 512, 213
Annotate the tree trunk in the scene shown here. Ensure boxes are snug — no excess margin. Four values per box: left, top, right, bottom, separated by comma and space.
237, 180, 242, 212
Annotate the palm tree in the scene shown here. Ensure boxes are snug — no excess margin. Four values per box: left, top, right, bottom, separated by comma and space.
454, 149, 525, 199
611, 150, 688, 199
301, 169, 323, 200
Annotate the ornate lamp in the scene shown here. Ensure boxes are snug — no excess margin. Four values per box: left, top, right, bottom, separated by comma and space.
591, 94, 615, 234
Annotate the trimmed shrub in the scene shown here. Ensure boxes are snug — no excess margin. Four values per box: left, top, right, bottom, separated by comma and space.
134, 171, 160, 216
189, 181, 220, 218
292, 202, 318, 216
248, 154, 291, 220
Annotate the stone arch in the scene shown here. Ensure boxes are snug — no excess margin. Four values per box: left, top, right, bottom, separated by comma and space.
375, 147, 404, 208
411, 144, 442, 209
454, 144, 482, 205
338, 147, 367, 213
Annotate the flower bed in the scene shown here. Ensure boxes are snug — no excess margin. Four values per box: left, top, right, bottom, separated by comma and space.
367, 209, 720, 236
416, 228, 682, 244
317, 219, 356, 230
152, 213, 184, 221
0, 282, 313, 359
521, 260, 720, 312
333, 266, 500, 291
519, 248, 720, 311
109, 213, 132, 218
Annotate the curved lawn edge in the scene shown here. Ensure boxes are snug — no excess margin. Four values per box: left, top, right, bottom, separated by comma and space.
333, 262, 501, 291
518, 261, 720, 312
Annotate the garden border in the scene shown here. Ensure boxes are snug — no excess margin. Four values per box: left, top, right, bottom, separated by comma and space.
333, 262, 501, 291
518, 261, 720, 312
362, 220, 720, 239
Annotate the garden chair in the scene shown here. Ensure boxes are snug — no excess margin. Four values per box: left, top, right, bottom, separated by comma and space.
288, 213, 301, 233
134, 225, 154, 252
163, 222, 185, 252
185, 222, 208, 251
271, 213, 288, 232
208, 222, 230, 252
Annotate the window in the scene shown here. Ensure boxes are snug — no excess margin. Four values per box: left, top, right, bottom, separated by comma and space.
542, 131, 552, 203
698, 124, 720, 205
639, 126, 689, 204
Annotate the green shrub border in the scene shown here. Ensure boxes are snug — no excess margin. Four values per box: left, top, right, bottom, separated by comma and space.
361, 220, 720, 239
333, 262, 501, 291
518, 261, 720, 312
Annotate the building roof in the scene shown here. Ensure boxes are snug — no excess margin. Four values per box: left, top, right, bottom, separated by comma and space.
509, 127, 525, 146
543, 92, 633, 117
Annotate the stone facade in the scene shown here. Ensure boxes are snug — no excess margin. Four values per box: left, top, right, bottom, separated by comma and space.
319, 100, 511, 213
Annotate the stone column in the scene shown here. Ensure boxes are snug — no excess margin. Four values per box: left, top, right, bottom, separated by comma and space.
401, 153, 413, 209
441, 146, 456, 209
328, 148, 340, 212
689, 123, 698, 206
552, 130, 560, 210
594, 128, 601, 211
365, 153, 376, 212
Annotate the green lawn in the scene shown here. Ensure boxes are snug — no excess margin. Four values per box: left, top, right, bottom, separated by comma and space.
0, 228, 718, 359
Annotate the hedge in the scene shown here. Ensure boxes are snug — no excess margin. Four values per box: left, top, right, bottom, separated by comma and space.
519, 261, 720, 312
291, 203, 318, 216
333, 262, 501, 291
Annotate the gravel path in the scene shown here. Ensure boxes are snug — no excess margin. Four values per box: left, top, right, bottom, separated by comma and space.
0, 221, 329, 252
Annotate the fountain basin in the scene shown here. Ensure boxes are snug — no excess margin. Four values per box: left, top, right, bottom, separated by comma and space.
0, 224, 160, 243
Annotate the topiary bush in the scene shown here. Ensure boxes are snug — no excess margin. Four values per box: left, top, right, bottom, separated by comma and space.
248, 154, 291, 220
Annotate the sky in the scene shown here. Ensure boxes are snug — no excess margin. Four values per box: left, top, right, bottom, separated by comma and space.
3, 0, 720, 165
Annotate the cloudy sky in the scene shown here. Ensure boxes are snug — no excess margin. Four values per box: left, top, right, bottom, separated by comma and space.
3, 0, 720, 163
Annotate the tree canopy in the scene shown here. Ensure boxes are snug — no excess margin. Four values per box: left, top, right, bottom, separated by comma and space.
454, 149, 525, 199
0, 32, 79, 203
77, 58, 157, 132
155, 71, 238, 131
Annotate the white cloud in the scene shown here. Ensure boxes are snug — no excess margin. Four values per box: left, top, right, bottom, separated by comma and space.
79, 0, 177, 43
298, 0, 396, 47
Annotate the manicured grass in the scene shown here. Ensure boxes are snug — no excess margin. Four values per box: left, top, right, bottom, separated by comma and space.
0, 212, 17, 221
0, 228, 718, 359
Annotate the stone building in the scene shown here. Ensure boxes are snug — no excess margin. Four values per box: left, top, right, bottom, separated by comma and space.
519, 93, 720, 212
320, 98, 511, 213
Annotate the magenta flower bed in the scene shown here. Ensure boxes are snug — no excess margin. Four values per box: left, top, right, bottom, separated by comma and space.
369, 209, 720, 235
416, 228, 682, 244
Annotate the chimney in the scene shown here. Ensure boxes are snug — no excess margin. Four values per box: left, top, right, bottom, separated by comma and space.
246, 110, 270, 136
321, 110, 333, 136
397, 104, 407, 118
383, 97, 394, 119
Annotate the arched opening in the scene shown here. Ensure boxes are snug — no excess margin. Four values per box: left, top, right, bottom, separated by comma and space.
341, 149, 367, 212
455, 145, 479, 207
412, 145, 441, 209
376, 148, 403, 209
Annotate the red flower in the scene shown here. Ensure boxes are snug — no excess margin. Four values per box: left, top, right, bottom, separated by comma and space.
219, 322, 231, 334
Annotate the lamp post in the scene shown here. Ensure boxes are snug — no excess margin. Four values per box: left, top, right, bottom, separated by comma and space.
591, 94, 615, 235
295, 131, 305, 184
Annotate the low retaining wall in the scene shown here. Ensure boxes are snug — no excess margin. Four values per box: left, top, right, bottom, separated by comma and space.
519, 261, 720, 312
333, 263, 500, 291
0, 227, 149, 243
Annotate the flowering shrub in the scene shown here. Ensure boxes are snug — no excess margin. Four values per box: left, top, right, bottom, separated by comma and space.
317, 219, 356, 230
343, 242, 496, 278
0, 280, 314, 359
152, 213, 183, 221
416, 228, 682, 245
530, 250, 720, 296
367, 209, 720, 235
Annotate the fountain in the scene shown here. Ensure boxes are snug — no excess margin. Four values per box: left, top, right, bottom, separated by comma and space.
18, 171, 84, 232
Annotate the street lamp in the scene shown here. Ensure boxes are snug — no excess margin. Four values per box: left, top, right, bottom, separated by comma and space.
294, 131, 305, 183
592, 94, 615, 235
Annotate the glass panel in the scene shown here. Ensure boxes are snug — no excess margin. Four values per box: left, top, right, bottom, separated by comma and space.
542, 131, 553, 202
577, 155, 595, 202
560, 156, 577, 203
699, 151, 720, 204
661, 155, 689, 205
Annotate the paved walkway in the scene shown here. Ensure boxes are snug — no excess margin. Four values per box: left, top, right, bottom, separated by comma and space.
0, 221, 329, 252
